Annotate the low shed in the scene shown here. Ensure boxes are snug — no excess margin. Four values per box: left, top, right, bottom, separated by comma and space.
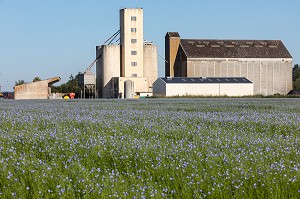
153, 77, 253, 97
14, 77, 61, 100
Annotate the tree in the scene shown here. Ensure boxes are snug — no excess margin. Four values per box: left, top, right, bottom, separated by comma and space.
292, 64, 300, 81
33, 77, 41, 82
15, 80, 25, 86
293, 64, 300, 90
51, 74, 81, 94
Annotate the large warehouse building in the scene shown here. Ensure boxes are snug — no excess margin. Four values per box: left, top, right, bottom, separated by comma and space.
165, 32, 293, 96
96, 8, 158, 98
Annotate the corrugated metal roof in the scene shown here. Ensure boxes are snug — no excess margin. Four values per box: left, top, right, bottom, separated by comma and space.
180, 39, 292, 59
160, 77, 252, 84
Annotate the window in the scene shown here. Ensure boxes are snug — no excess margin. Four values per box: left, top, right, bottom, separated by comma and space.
131, 16, 137, 21
131, 28, 137, 33
131, 39, 137, 43
131, 73, 137, 77
131, 51, 137, 55
131, 62, 137, 67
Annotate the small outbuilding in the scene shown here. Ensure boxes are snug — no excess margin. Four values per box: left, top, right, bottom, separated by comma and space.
153, 77, 253, 97
14, 77, 61, 100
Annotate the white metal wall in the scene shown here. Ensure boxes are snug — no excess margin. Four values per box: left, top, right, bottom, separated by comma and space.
153, 79, 253, 97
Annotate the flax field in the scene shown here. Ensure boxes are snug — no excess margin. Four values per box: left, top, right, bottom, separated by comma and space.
0, 98, 299, 198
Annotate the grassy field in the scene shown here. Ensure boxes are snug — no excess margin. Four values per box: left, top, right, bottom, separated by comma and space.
0, 98, 299, 198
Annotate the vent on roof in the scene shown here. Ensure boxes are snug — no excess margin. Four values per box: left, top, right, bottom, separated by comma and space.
217, 41, 224, 45
197, 45, 206, 48
260, 42, 267, 46
240, 45, 250, 48
188, 41, 195, 44
203, 42, 209, 45
232, 42, 239, 45
255, 45, 264, 48
225, 45, 235, 48
269, 45, 278, 48
246, 42, 253, 45
211, 45, 220, 47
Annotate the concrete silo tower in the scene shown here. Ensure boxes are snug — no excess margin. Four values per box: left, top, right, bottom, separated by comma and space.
96, 8, 158, 98
120, 8, 144, 78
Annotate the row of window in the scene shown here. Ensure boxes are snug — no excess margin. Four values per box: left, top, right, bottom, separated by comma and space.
131, 16, 137, 68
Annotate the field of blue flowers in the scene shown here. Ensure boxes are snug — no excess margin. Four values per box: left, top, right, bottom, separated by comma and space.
0, 98, 299, 198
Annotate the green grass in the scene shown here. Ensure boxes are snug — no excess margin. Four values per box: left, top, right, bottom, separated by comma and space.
0, 98, 300, 198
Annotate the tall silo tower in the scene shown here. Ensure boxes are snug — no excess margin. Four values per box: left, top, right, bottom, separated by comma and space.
120, 8, 144, 78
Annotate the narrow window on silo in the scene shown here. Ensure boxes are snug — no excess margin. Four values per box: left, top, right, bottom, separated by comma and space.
131, 51, 137, 55
131, 62, 138, 67
131, 39, 137, 43
131, 16, 137, 21
131, 28, 137, 33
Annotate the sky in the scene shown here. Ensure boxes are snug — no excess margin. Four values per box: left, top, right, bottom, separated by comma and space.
0, 0, 300, 92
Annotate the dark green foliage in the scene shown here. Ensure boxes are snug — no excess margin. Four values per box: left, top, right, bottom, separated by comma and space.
292, 64, 300, 90
15, 80, 25, 86
32, 77, 41, 82
51, 74, 81, 94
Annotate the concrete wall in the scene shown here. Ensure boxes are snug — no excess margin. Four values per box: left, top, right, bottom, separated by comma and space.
118, 77, 151, 98
14, 77, 61, 100
143, 44, 158, 91
96, 45, 120, 98
165, 34, 180, 77
185, 58, 292, 95
120, 8, 144, 78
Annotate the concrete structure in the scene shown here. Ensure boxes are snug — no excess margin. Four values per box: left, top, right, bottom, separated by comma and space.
96, 8, 158, 98
120, 8, 144, 78
165, 32, 180, 77
153, 77, 253, 97
14, 77, 61, 100
78, 71, 96, 98
166, 32, 293, 95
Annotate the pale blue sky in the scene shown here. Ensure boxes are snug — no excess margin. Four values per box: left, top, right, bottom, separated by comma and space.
1, 0, 299, 91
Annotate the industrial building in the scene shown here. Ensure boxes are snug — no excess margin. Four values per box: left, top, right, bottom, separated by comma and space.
96, 8, 158, 98
165, 32, 293, 96
14, 77, 61, 100
153, 77, 253, 97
